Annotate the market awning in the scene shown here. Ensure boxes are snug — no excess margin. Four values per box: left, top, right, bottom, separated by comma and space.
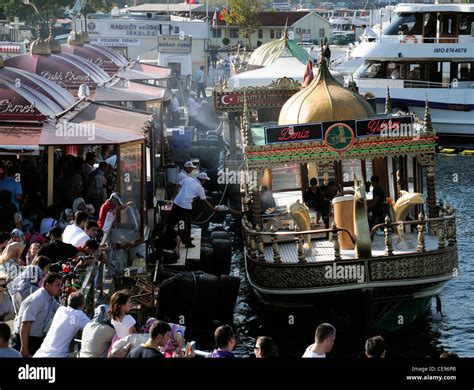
40, 102, 152, 145
117, 68, 169, 81
94, 79, 170, 102
129, 62, 172, 78
0, 125, 42, 146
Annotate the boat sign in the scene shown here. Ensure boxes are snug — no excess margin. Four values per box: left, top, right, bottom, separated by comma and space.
264, 115, 415, 145
264, 122, 323, 144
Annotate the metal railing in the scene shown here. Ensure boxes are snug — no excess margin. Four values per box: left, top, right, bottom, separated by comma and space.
243, 206, 456, 263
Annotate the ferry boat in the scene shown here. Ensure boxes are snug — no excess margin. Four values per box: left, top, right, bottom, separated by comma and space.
240, 52, 458, 331
349, 2, 474, 137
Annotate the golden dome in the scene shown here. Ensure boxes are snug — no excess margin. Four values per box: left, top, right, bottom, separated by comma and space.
278, 54, 374, 125
67, 31, 84, 46
46, 35, 61, 53
29, 37, 51, 55
78, 30, 90, 43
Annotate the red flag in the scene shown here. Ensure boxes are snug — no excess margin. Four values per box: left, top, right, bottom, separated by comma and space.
186, 0, 195, 4
301, 59, 314, 88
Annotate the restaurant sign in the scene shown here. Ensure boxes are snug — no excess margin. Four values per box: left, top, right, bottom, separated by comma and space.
215, 90, 298, 111
264, 115, 415, 146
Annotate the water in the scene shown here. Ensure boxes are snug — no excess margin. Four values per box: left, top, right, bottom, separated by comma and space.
230, 154, 474, 358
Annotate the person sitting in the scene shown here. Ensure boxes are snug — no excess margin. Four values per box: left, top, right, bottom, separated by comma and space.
365, 335, 386, 358
0, 322, 21, 357
0, 273, 14, 322
79, 304, 115, 358
38, 226, 78, 264
254, 336, 278, 358
206, 324, 236, 358
259, 186, 277, 214
128, 320, 171, 358
34, 291, 90, 357
109, 289, 137, 343
302, 323, 336, 358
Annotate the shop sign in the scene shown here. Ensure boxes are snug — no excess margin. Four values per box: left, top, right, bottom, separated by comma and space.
158, 35, 192, 53
215, 90, 298, 111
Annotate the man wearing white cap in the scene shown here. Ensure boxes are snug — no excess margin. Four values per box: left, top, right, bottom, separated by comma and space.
166, 172, 216, 248
178, 161, 196, 186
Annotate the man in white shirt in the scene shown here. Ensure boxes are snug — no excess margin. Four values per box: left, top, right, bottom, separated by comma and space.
63, 211, 89, 248
195, 65, 206, 99
166, 172, 217, 248
361, 24, 377, 42
178, 161, 196, 186
302, 323, 336, 358
187, 91, 202, 128
34, 291, 90, 357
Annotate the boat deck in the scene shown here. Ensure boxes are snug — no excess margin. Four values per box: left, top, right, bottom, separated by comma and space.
263, 232, 441, 263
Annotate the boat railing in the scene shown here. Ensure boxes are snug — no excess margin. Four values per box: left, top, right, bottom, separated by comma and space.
368, 36, 461, 44
243, 207, 456, 263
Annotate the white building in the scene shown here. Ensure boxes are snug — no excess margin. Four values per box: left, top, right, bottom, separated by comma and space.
77, 12, 209, 76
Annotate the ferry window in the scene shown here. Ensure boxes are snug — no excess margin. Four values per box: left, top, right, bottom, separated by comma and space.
422, 13, 437, 41
384, 13, 416, 35
270, 164, 302, 192
458, 14, 472, 35
456, 63, 473, 81
440, 13, 458, 36
354, 61, 382, 79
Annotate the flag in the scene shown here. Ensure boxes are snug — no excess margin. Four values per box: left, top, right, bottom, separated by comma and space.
186, 0, 195, 4
212, 11, 217, 28
218, 7, 227, 21
301, 59, 314, 88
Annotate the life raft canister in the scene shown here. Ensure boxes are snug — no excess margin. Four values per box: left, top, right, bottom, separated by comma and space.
401, 35, 418, 44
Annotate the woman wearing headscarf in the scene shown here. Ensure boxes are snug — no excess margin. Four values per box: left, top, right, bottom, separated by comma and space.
79, 304, 116, 357
72, 197, 86, 214
57, 208, 74, 230
8, 229, 26, 246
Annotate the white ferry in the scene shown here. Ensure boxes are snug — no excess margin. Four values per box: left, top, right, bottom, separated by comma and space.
349, 2, 474, 137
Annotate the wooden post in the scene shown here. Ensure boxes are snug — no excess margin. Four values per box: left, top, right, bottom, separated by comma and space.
296, 233, 307, 263
417, 212, 425, 253
270, 225, 282, 263
255, 224, 266, 262
446, 205, 456, 246
384, 215, 393, 256
331, 221, 341, 261
437, 209, 445, 250
426, 165, 437, 220
47, 146, 54, 206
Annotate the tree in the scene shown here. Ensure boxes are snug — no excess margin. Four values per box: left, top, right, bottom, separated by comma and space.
0, 0, 113, 37
221, 0, 262, 49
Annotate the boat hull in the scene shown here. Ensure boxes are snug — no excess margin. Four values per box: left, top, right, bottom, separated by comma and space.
245, 245, 457, 330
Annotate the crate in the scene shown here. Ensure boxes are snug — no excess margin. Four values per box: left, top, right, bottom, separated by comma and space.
171, 127, 193, 148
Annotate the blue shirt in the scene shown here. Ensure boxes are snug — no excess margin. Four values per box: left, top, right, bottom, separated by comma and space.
0, 177, 22, 209
205, 349, 235, 358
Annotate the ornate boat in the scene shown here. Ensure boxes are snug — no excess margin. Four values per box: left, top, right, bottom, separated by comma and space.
239, 52, 458, 331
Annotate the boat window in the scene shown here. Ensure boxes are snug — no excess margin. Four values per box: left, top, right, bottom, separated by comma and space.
440, 13, 458, 36
354, 61, 382, 79
455, 62, 473, 81
458, 13, 473, 35
422, 13, 437, 41
383, 13, 422, 36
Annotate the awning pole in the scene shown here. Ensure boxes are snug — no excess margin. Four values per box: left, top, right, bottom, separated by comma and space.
47, 146, 54, 206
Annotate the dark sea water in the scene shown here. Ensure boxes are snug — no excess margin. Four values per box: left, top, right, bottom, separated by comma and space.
229, 154, 474, 358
